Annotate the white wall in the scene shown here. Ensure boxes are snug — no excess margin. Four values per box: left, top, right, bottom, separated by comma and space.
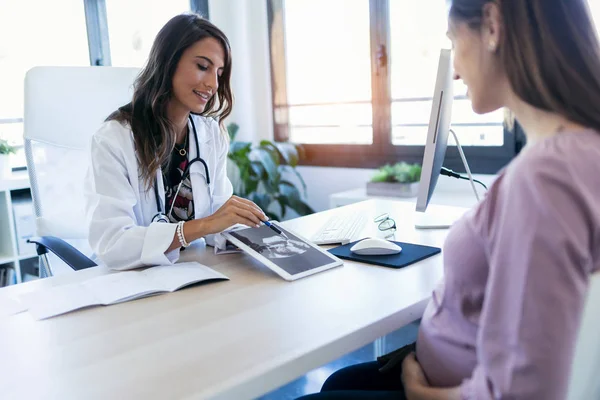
297, 166, 374, 211
210, 1, 497, 213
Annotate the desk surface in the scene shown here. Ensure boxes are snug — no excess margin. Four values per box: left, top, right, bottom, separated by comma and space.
0, 199, 464, 400
0, 170, 30, 192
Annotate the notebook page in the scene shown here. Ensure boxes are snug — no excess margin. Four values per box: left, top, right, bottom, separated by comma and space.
0, 293, 26, 317
20, 283, 98, 320
143, 262, 229, 292
81, 271, 155, 305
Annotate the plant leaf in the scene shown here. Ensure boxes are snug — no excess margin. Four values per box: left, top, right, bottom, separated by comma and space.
227, 123, 239, 141
279, 180, 300, 198
370, 170, 388, 183
249, 192, 272, 211
245, 176, 260, 195
250, 192, 280, 221
0, 139, 16, 155
253, 147, 280, 186
258, 140, 282, 165
278, 181, 315, 216
229, 141, 251, 156
277, 197, 287, 219
250, 161, 265, 180
227, 131, 312, 219
289, 199, 315, 216
281, 165, 307, 196
274, 142, 299, 167
265, 211, 281, 221
259, 141, 301, 167
262, 178, 278, 195
278, 193, 315, 217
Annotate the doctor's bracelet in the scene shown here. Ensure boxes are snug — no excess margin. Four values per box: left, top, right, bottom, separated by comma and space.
177, 221, 190, 248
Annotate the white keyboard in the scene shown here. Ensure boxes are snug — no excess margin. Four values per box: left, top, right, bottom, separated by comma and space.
311, 213, 368, 245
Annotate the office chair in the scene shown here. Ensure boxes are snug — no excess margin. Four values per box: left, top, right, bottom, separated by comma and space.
566, 270, 600, 399
24, 66, 140, 276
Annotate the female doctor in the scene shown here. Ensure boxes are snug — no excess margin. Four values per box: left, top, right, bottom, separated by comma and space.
84, 14, 267, 270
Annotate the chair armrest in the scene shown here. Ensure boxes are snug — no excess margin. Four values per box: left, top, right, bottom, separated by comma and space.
27, 236, 97, 271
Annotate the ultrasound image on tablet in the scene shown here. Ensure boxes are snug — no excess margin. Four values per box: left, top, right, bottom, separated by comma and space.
227, 224, 338, 276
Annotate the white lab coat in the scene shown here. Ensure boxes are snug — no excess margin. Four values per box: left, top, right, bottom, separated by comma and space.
84, 115, 233, 270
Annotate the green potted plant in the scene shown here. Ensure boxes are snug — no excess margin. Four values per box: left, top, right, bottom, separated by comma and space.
367, 162, 422, 198
226, 123, 315, 221
0, 138, 16, 178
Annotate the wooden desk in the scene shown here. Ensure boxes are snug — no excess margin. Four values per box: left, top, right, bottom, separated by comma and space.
0, 199, 465, 400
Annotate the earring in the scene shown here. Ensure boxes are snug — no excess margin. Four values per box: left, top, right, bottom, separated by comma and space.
488, 41, 497, 52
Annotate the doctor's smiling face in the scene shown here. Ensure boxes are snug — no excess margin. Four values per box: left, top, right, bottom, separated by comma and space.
171, 37, 225, 115
109, 14, 234, 191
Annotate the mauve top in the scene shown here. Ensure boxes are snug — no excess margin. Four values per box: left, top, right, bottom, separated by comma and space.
416, 130, 600, 399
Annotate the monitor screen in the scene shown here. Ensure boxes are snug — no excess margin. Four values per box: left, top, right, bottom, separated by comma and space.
415, 49, 454, 213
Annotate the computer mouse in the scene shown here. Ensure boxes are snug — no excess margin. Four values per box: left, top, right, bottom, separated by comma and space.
350, 238, 402, 256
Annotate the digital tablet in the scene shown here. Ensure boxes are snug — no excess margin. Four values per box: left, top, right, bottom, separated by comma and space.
222, 223, 343, 281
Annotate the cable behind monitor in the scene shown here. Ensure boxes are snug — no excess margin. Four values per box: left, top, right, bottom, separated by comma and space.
448, 129, 480, 202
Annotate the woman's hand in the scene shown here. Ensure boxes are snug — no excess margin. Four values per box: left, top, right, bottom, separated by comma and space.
400, 353, 462, 400
402, 353, 429, 399
202, 195, 267, 234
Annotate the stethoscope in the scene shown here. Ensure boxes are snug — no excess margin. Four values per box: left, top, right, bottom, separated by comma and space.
152, 115, 211, 223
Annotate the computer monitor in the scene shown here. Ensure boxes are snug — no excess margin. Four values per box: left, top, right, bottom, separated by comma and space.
416, 48, 453, 213
413, 49, 465, 229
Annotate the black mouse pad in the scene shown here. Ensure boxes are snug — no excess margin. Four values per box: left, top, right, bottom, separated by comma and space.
328, 239, 441, 269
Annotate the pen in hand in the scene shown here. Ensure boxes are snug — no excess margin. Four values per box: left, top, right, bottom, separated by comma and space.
263, 220, 289, 239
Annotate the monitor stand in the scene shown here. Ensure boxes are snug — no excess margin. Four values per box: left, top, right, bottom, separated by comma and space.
414, 208, 465, 230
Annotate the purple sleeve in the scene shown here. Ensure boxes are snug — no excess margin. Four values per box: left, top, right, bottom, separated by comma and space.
460, 155, 593, 399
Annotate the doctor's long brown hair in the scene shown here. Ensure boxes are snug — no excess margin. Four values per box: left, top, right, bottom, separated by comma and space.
107, 13, 233, 191
450, 0, 600, 133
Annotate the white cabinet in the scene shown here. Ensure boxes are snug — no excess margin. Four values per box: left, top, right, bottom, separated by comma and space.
0, 171, 38, 287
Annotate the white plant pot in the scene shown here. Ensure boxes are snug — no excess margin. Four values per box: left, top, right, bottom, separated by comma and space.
0, 154, 10, 179
366, 181, 420, 198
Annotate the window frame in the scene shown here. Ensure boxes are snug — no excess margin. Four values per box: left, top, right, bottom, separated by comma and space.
85, 0, 209, 66
267, 0, 519, 174
0, 0, 208, 171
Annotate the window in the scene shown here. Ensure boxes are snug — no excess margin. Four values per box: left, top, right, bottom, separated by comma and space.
0, 0, 89, 167
268, 0, 517, 173
281, 0, 372, 145
389, 0, 504, 147
106, 0, 190, 67
0, 0, 210, 170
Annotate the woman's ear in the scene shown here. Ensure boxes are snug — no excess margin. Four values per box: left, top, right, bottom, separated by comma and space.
482, 2, 503, 52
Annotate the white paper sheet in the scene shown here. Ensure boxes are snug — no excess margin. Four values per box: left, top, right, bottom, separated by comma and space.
209, 226, 243, 255
20, 283, 97, 320
143, 263, 228, 292
83, 271, 152, 305
0, 294, 27, 317
20, 262, 229, 320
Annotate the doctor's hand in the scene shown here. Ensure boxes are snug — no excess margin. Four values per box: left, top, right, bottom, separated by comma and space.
201, 195, 268, 234
167, 196, 268, 253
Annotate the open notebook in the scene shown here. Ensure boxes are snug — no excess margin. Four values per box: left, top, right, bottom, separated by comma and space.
19, 262, 228, 320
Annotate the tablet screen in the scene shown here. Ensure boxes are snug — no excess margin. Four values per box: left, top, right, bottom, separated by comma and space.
227, 224, 339, 276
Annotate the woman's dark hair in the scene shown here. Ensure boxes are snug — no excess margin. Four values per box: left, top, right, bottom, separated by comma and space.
108, 13, 233, 191
449, 0, 600, 133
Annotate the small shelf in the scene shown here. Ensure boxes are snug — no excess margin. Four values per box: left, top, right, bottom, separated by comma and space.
0, 170, 30, 192
0, 262, 17, 287
0, 254, 15, 265
0, 174, 33, 285
18, 253, 38, 261
19, 257, 39, 283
